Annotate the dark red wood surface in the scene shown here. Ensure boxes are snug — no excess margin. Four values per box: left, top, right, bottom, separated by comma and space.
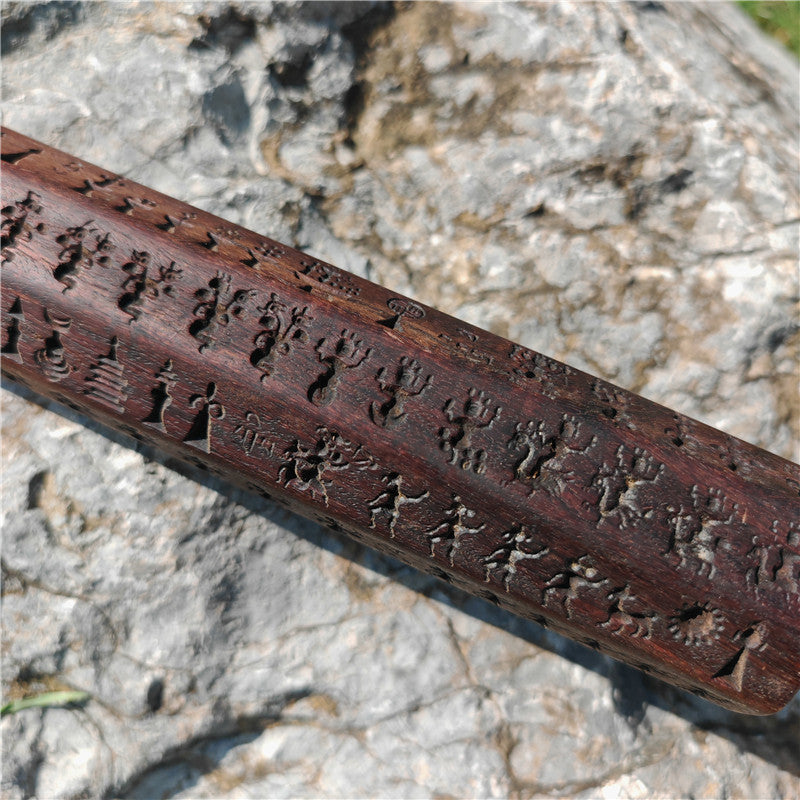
2, 127, 798, 714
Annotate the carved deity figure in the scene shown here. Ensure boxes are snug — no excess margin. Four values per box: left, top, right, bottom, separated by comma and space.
308, 329, 372, 406
423, 495, 485, 565
371, 356, 432, 428
439, 388, 501, 473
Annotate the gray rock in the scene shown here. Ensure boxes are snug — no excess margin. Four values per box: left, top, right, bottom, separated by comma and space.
2, 1, 798, 798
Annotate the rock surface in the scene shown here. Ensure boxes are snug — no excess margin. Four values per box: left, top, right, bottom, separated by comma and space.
2, 1, 798, 798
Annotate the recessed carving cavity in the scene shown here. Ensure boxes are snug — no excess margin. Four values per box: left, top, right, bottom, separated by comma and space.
190, 271, 256, 353
34, 310, 73, 382
84, 336, 129, 412
118, 251, 182, 322
439, 388, 501, 474
309, 330, 372, 406
371, 356, 432, 428
250, 293, 313, 382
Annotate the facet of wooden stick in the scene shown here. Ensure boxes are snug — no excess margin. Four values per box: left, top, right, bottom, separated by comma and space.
2, 127, 798, 715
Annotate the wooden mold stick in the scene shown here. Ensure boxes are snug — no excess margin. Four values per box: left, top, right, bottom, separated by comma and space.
2, 127, 798, 714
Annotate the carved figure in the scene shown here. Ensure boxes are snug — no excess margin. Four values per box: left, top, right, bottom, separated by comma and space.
1, 191, 44, 262
33, 310, 72, 382
233, 411, 275, 457
1, 297, 25, 363
309, 329, 372, 406
367, 473, 429, 537
84, 336, 129, 412
371, 356, 432, 428
439, 388, 501, 473
53, 221, 114, 291
483, 524, 549, 591
183, 382, 225, 452
543, 555, 611, 618
142, 360, 179, 432
747, 520, 800, 601
667, 603, 724, 646
118, 251, 182, 322
189, 271, 256, 352
423, 495, 485, 564
602, 585, 656, 639
250, 294, 313, 382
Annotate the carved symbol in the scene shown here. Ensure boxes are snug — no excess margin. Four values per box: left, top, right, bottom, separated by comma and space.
667, 603, 724, 646
368, 473, 429, 537
250, 294, 313, 382
379, 297, 425, 331
241, 242, 286, 268
53, 221, 114, 291
33, 310, 73, 382
507, 345, 574, 396
439, 388, 501, 473
1, 191, 44, 262
278, 427, 375, 505
117, 251, 182, 322
189, 271, 257, 353
115, 196, 156, 215
665, 485, 738, 579
590, 445, 664, 527
142, 359, 179, 432
371, 356, 432, 428
712, 621, 768, 691
309, 330, 372, 406
1, 297, 25, 363
747, 520, 800, 601
296, 260, 360, 297
507, 419, 559, 491
590, 378, 630, 422
183, 382, 225, 452
439, 328, 494, 366
483, 524, 549, 591
73, 175, 121, 197
538, 415, 598, 495
84, 336, 129, 412
200, 232, 220, 251
233, 411, 275, 457
157, 211, 197, 232
1, 147, 41, 164
423, 495, 485, 565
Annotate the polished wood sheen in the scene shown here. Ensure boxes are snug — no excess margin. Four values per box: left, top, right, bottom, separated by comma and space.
2, 127, 798, 714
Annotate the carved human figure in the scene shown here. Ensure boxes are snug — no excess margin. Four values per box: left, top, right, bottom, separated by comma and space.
118, 251, 182, 322
190, 271, 257, 352
250, 294, 313, 382
543, 555, 615, 619
439, 388, 501, 473
367, 473, 429, 537
308, 330, 372, 406
483, 524, 549, 591
371, 356, 432, 428
423, 495, 485, 564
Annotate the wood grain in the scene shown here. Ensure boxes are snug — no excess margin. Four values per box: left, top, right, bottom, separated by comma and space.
2, 127, 798, 714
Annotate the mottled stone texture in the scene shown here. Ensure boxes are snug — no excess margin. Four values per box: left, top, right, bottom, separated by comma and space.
1, 2, 798, 798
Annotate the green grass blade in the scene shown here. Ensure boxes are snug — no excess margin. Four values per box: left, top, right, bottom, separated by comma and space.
0, 690, 90, 717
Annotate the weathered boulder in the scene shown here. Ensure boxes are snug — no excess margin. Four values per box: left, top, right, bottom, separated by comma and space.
2, 2, 798, 797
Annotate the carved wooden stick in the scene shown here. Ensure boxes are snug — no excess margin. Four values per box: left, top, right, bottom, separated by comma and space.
2, 127, 798, 714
